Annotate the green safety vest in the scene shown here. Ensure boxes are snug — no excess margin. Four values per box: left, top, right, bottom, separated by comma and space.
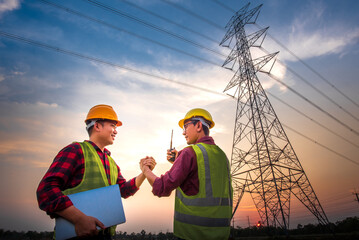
174, 143, 233, 240
60, 141, 119, 237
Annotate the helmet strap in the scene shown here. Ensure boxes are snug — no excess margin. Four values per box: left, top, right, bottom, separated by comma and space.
191, 117, 210, 129
86, 119, 97, 131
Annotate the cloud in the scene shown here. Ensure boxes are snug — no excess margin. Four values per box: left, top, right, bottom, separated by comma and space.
275, 2, 359, 62
250, 1, 359, 91
284, 27, 359, 61
36, 101, 58, 108
0, 0, 21, 17
0, 101, 86, 168
91, 58, 231, 104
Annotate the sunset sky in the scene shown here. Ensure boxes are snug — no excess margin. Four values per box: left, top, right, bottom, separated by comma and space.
0, 0, 359, 234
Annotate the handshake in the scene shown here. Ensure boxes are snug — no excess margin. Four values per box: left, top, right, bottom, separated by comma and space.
139, 156, 156, 173
139, 149, 178, 173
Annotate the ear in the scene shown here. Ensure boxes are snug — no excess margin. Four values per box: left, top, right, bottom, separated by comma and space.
93, 122, 102, 132
196, 121, 203, 133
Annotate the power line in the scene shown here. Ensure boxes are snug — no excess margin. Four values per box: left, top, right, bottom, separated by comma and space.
84, 0, 227, 58
82, 0, 359, 134
259, 47, 359, 123
156, 0, 359, 137
0, 30, 226, 97
211, 0, 236, 13
211, 0, 359, 110
267, 91, 359, 149
159, 0, 224, 31
2, 30, 357, 168
119, 0, 220, 44
256, 23, 359, 110
147, 2, 359, 166
38, 0, 222, 67
37, 1, 359, 147
268, 73, 359, 137
281, 121, 359, 167
260, 47, 359, 122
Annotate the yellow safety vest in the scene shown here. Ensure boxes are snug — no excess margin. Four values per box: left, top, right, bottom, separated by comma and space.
61, 141, 118, 237
174, 143, 233, 240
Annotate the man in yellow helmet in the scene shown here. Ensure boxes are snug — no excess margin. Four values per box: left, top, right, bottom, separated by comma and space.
37, 104, 155, 239
140, 108, 232, 240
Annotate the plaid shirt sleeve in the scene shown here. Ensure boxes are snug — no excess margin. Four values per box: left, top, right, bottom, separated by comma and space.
36, 143, 84, 217
116, 164, 139, 198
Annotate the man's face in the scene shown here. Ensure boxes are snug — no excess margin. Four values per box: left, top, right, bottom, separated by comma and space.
97, 120, 118, 145
182, 120, 198, 145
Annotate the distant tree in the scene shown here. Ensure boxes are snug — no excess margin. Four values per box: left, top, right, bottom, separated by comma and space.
336, 216, 359, 233
157, 231, 166, 240
130, 232, 136, 240
140, 229, 146, 238
302, 223, 317, 234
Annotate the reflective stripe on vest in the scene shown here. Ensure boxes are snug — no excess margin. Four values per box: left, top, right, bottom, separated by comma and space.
174, 211, 230, 227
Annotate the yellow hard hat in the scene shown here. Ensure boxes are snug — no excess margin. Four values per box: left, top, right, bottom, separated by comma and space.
178, 108, 215, 129
85, 104, 122, 126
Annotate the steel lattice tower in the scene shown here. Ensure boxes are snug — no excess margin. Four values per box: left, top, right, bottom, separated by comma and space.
220, 3, 330, 230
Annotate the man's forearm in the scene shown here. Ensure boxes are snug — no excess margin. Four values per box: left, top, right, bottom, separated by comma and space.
143, 168, 157, 186
135, 172, 146, 188
56, 205, 105, 236
56, 205, 85, 224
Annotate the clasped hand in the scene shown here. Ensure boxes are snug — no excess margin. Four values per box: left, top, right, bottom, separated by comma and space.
140, 156, 156, 173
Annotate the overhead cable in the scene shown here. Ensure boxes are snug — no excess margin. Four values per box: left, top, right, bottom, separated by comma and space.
159, 0, 224, 31
0, 30, 226, 97
267, 91, 359, 149
281, 122, 359, 166
256, 23, 359, 110
39, 0, 221, 67
150, 0, 359, 164
1, 30, 357, 167
161, 0, 359, 135
43, 0, 357, 148
259, 47, 359, 123
55, 0, 358, 141
119, 0, 220, 44
211, 0, 359, 109
84, 0, 227, 58
268, 73, 359, 136
211, 0, 236, 13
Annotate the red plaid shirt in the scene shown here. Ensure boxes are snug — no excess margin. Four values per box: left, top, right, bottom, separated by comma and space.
36, 141, 138, 217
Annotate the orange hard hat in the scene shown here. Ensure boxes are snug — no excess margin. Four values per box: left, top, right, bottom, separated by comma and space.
85, 104, 122, 126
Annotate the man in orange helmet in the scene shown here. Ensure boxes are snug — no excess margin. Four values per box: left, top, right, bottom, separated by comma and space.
37, 104, 155, 240
140, 108, 232, 240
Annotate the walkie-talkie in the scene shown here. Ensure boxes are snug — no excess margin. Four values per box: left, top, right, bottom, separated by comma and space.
169, 129, 176, 162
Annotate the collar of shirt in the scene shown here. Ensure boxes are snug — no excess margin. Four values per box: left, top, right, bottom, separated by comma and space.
195, 135, 215, 145
85, 140, 112, 156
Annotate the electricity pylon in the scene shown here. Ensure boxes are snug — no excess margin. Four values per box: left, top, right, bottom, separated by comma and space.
220, 3, 330, 230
